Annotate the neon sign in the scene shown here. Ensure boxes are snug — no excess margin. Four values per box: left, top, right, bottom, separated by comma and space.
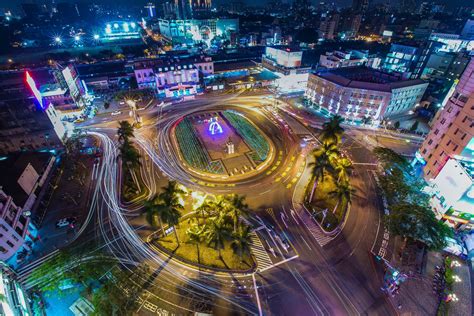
25, 71, 44, 109
209, 117, 223, 135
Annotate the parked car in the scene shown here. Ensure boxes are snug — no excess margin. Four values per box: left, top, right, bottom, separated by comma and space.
111, 110, 122, 116
56, 217, 77, 228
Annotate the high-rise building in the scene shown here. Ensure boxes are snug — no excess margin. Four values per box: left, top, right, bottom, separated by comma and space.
352, 0, 368, 12
418, 57, 474, 181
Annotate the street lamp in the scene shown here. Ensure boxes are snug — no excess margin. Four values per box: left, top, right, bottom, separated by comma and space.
93, 34, 100, 40
54, 36, 62, 44
126, 99, 141, 126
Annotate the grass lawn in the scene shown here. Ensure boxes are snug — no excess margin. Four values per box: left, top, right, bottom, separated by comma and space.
307, 173, 347, 231
156, 221, 254, 272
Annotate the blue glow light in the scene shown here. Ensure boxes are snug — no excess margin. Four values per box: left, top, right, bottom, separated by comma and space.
209, 117, 223, 135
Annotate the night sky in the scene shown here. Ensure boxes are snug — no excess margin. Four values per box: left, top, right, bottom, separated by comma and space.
0, 0, 469, 11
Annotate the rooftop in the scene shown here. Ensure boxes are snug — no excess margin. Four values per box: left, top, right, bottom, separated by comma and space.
0, 152, 53, 207
315, 67, 427, 92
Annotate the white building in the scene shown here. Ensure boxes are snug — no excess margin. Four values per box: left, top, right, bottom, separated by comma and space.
319, 50, 381, 69
0, 265, 32, 315
0, 152, 55, 261
133, 56, 212, 97
427, 157, 474, 230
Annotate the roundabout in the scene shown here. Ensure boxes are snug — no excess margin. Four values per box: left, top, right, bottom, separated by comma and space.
172, 109, 275, 180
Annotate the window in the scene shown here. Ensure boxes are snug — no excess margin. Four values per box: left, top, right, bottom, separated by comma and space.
6, 240, 14, 248
428, 139, 433, 145
440, 118, 446, 125
434, 129, 439, 135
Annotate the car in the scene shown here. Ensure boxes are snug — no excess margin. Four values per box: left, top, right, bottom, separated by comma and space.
119, 101, 125, 105
111, 110, 122, 116
56, 217, 77, 228
74, 118, 85, 123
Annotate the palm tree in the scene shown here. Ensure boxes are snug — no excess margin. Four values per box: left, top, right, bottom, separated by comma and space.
186, 223, 206, 264
320, 115, 344, 145
143, 195, 165, 236
226, 195, 249, 233
119, 142, 141, 170
308, 142, 340, 201
231, 226, 253, 262
328, 180, 355, 214
160, 180, 185, 202
334, 157, 353, 183
117, 121, 134, 144
153, 181, 185, 245
205, 217, 231, 260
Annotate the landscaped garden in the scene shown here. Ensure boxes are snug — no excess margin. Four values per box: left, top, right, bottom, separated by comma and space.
305, 115, 355, 232
175, 117, 225, 174
222, 110, 270, 164
144, 181, 255, 271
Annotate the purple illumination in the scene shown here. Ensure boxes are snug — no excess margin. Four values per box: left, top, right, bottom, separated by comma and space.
209, 117, 223, 135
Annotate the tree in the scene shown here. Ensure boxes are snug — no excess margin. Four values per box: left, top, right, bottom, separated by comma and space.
119, 142, 141, 171
231, 226, 253, 262
308, 142, 340, 201
320, 115, 345, 145
328, 180, 355, 214
205, 217, 231, 260
373, 147, 409, 170
385, 203, 452, 250
186, 223, 206, 264
226, 194, 249, 233
334, 157, 353, 183
156, 181, 184, 245
117, 121, 134, 144
104, 102, 110, 110
144, 194, 165, 236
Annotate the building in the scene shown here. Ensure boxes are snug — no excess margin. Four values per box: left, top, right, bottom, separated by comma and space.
0, 70, 65, 154
418, 58, 474, 180
338, 12, 362, 39
0, 152, 55, 261
461, 19, 474, 40
319, 50, 381, 69
352, 0, 368, 13
382, 42, 442, 79
262, 46, 311, 92
318, 14, 339, 40
0, 265, 32, 315
305, 67, 428, 124
157, 18, 238, 47
132, 56, 212, 97
429, 32, 474, 53
426, 157, 474, 229
132, 55, 213, 89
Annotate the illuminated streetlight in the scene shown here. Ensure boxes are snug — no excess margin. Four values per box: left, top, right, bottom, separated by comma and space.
74, 35, 80, 41
54, 36, 62, 43
93, 34, 100, 40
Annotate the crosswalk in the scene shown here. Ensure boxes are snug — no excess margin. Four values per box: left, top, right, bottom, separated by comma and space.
249, 232, 274, 272
296, 206, 334, 247
14, 249, 60, 289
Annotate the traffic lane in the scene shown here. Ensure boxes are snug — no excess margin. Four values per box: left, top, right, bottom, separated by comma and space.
260, 206, 356, 315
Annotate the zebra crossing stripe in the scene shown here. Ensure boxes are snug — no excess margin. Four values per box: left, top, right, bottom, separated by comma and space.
249, 233, 273, 272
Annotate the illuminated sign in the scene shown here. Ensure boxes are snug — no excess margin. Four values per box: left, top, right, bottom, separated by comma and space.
25, 71, 44, 109
383, 31, 393, 37
209, 117, 223, 135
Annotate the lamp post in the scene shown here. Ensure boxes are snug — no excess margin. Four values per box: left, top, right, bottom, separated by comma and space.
126, 99, 141, 127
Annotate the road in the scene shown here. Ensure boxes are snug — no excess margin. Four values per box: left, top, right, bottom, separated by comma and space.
24, 91, 420, 315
